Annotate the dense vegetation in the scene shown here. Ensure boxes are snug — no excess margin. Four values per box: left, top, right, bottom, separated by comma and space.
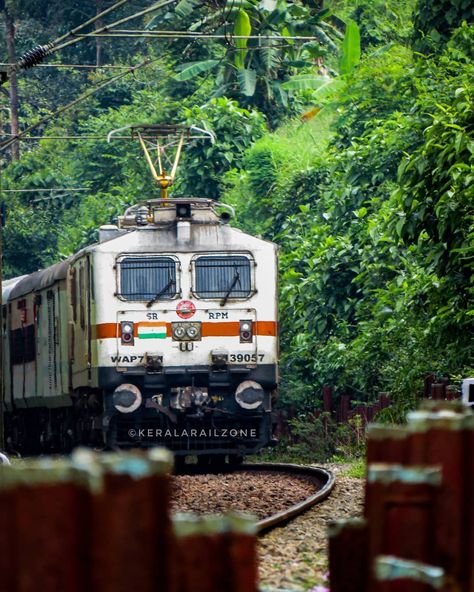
1, 0, 473, 420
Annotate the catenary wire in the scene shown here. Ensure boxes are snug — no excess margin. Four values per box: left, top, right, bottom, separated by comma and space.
0, 62, 130, 70
77, 30, 323, 41
15, 0, 179, 70
50, 0, 180, 57
1, 188, 89, 192
15, 0, 132, 70
45, 0, 132, 49
0, 58, 154, 153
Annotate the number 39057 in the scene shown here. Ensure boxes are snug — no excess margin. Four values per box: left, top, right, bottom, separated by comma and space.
229, 353, 264, 363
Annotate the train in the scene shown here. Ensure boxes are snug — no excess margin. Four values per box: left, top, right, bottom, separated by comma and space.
1, 192, 279, 461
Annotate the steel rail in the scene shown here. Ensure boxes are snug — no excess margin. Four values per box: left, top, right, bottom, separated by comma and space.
191, 462, 335, 535
241, 463, 335, 534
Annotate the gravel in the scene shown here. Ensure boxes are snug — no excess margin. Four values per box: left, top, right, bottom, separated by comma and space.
171, 470, 320, 519
170, 463, 365, 591
258, 464, 365, 591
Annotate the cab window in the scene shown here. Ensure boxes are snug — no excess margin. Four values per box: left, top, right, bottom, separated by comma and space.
118, 256, 177, 301
194, 255, 251, 299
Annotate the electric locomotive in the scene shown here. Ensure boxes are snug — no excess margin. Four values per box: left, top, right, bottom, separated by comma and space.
1, 125, 279, 460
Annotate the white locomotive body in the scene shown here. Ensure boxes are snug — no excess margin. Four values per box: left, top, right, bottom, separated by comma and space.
2, 199, 278, 457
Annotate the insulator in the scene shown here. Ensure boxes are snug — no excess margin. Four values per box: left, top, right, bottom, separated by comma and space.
18, 43, 55, 70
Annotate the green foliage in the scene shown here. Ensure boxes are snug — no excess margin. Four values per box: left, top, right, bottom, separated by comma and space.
412, 0, 474, 53
179, 97, 266, 199
173, 60, 220, 81
339, 18, 361, 75
170, 0, 343, 121
1, 0, 473, 433
269, 413, 366, 463
224, 106, 334, 226
343, 457, 366, 478
349, 0, 415, 49
234, 9, 251, 69
225, 22, 474, 419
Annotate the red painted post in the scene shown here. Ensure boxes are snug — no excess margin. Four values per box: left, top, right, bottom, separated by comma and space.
0, 466, 18, 592
328, 518, 369, 592
465, 415, 474, 592
339, 394, 351, 423
407, 407, 469, 587
366, 406, 374, 423
173, 514, 226, 592
406, 411, 430, 465
378, 393, 390, 409
226, 513, 259, 592
366, 425, 408, 465
424, 374, 436, 399
10, 460, 89, 592
430, 383, 446, 400
83, 449, 173, 592
365, 464, 442, 591
323, 385, 333, 413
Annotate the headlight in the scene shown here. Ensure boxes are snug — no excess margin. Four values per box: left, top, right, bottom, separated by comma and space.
121, 321, 134, 345
235, 380, 264, 410
186, 326, 199, 339
240, 319, 253, 343
174, 326, 186, 339
172, 322, 201, 341
113, 384, 142, 413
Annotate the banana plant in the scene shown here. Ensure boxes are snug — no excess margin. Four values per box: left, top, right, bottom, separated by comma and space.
170, 0, 342, 114
281, 17, 360, 107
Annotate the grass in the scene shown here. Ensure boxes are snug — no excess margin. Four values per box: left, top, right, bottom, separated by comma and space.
251, 106, 336, 174
248, 446, 367, 475
340, 457, 366, 478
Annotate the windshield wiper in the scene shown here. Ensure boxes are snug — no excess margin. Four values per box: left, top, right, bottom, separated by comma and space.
220, 270, 240, 307
146, 276, 175, 308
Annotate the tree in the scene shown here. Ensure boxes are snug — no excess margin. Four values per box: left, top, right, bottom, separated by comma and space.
412, 0, 474, 53
171, 0, 342, 120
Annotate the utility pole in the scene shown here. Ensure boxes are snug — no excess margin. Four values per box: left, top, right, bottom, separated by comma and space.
0, 106, 9, 451
0, 144, 4, 451
2, 2, 20, 161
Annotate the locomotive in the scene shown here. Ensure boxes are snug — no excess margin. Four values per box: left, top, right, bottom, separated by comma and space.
1, 125, 279, 461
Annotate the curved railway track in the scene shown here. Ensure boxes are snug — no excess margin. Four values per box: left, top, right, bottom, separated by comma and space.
174, 462, 335, 534
244, 463, 335, 534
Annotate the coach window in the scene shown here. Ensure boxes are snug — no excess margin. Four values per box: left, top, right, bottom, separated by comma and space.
118, 256, 178, 301
193, 255, 252, 299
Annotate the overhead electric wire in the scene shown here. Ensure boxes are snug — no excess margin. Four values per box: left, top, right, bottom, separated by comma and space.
16, 0, 132, 70
15, 0, 179, 70
0, 62, 130, 70
1, 135, 207, 141
48, 0, 132, 48
50, 0, 180, 57
78, 30, 322, 41
0, 58, 153, 153
1, 188, 89, 192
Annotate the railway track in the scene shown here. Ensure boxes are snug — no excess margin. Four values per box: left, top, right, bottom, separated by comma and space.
172, 462, 335, 534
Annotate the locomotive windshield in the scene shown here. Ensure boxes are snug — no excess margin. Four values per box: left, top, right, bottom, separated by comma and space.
118, 256, 177, 301
194, 255, 251, 299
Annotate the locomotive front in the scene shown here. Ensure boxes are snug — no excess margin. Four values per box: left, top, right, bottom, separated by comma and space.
89, 199, 278, 458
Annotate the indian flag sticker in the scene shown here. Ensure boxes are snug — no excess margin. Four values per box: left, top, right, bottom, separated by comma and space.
138, 323, 167, 339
